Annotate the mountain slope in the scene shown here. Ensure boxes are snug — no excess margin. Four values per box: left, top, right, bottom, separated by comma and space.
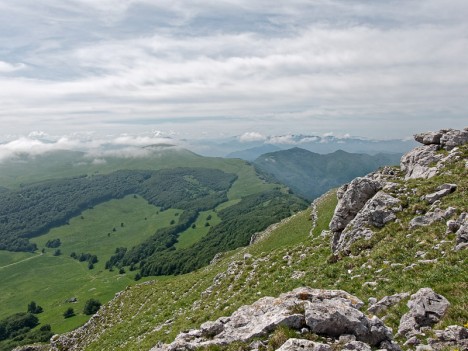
24, 128, 466, 351
254, 147, 401, 200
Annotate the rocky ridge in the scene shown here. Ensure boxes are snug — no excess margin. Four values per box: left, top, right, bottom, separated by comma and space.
330, 128, 468, 255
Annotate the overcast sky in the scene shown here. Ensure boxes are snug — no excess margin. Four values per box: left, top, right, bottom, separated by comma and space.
0, 0, 467, 141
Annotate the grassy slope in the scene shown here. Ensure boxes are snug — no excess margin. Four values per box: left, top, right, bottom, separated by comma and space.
57, 146, 467, 351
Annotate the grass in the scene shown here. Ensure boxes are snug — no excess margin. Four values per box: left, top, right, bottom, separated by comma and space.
0, 195, 178, 333
175, 210, 221, 249
54, 146, 467, 351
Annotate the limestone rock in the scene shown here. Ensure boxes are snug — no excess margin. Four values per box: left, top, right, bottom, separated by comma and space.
304, 299, 392, 346
367, 293, 410, 315
332, 191, 400, 253
398, 288, 450, 338
454, 213, 468, 250
329, 177, 382, 233
402, 128, 468, 179
151, 288, 397, 351
409, 208, 455, 229
414, 131, 443, 145
341, 340, 372, 351
275, 338, 331, 351
429, 325, 468, 351
424, 184, 457, 204
439, 128, 468, 150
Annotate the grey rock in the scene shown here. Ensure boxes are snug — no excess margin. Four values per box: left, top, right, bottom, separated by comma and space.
342, 340, 372, 351
415, 345, 433, 351
414, 131, 443, 145
305, 300, 392, 346
400, 145, 442, 180
424, 184, 457, 204
430, 325, 468, 351
332, 191, 400, 253
200, 321, 224, 337
275, 338, 331, 351
367, 293, 410, 315
398, 288, 450, 338
409, 208, 455, 229
446, 220, 460, 234
439, 128, 468, 150
456, 223, 468, 244
151, 288, 397, 351
329, 177, 382, 233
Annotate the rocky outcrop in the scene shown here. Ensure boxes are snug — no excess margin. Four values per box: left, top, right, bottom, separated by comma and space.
329, 178, 382, 233
424, 183, 457, 204
401, 128, 468, 179
332, 190, 401, 253
151, 287, 399, 351
367, 292, 410, 315
276, 339, 331, 351
397, 288, 450, 338
409, 207, 456, 229
429, 325, 468, 350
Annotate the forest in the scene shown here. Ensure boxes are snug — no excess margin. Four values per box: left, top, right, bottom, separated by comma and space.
0, 168, 237, 252
115, 190, 308, 276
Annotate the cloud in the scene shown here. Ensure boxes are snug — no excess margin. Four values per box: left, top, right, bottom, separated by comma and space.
0, 1, 467, 138
0, 61, 25, 73
0, 133, 176, 163
238, 132, 266, 142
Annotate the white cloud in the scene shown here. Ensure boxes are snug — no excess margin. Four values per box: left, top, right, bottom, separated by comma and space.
0, 61, 25, 73
0, 133, 176, 163
0, 1, 467, 139
238, 132, 266, 142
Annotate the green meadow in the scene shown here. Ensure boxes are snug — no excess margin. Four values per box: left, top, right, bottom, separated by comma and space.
0, 195, 179, 333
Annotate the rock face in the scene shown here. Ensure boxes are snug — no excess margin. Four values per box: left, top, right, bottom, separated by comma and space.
150, 287, 398, 351
329, 178, 382, 233
401, 128, 468, 179
332, 191, 401, 253
398, 288, 450, 338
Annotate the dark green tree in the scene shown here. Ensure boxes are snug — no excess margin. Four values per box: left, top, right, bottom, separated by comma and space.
27, 301, 43, 314
63, 308, 75, 319
83, 299, 101, 315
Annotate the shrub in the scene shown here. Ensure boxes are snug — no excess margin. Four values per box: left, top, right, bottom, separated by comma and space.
83, 299, 101, 315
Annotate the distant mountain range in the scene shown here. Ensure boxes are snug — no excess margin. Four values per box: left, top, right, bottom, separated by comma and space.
254, 147, 401, 200
189, 134, 417, 158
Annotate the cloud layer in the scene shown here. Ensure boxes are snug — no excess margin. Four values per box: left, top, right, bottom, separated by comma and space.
0, 1, 467, 138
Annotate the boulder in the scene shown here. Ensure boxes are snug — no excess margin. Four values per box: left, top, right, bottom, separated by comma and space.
409, 208, 455, 229
304, 299, 392, 346
424, 184, 457, 204
275, 338, 331, 351
398, 288, 450, 338
329, 177, 382, 233
439, 128, 468, 150
400, 145, 442, 180
429, 325, 468, 351
151, 288, 397, 351
367, 293, 410, 315
414, 131, 443, 145
332, 191, 400, 253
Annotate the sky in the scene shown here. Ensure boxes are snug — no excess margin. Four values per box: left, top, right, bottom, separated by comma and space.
0, 0, 467, 143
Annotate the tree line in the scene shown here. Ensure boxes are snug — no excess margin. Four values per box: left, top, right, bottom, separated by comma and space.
0, 168, 237, 252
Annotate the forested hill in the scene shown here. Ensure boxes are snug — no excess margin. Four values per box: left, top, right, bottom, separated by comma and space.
0, 168, 237, 252
254, 147, 401, 200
